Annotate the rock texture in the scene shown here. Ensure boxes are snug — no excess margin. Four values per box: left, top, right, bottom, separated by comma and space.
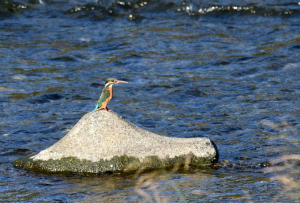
14, 111, 218, 174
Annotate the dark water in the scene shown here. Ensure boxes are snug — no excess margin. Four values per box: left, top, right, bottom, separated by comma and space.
1, 0, 300, 201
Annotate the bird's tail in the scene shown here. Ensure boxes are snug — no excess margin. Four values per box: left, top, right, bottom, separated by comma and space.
93, 104, 98, 112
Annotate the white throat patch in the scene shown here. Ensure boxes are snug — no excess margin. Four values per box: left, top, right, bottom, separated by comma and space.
105, 83, 112, 87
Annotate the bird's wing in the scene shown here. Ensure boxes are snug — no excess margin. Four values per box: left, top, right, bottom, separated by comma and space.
96, 87, 110, 107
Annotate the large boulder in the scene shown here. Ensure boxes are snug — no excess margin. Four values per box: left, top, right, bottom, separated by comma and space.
14, 111, 218, 174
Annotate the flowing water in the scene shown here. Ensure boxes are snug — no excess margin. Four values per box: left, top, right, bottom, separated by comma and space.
1, 0, 300, 202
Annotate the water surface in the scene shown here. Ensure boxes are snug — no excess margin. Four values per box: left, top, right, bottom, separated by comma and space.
1, 0, 300, 202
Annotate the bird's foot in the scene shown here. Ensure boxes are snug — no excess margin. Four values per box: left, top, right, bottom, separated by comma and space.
95, 107, 113, 112
105, 108, 113, 112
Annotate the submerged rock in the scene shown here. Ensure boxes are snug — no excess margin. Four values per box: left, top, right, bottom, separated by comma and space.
14, 111, 218, 174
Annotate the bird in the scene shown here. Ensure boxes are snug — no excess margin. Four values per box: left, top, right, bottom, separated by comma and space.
93, 78, 128, 112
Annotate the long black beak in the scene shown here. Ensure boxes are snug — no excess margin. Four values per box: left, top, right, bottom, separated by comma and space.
116, 80, 128, 84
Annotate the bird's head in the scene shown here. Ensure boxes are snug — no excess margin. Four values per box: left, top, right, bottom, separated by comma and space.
104, 78, 128, 87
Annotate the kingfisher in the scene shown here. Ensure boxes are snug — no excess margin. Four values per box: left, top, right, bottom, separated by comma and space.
93, 78, 128, 112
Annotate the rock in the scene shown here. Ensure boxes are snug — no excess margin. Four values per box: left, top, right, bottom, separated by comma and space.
14, 111, 219, 174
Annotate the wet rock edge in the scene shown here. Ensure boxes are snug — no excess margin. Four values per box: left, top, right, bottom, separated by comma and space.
13, 152, 218, 175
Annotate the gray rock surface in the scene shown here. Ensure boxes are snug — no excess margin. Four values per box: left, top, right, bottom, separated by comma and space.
33, 111, 217, 161
15, 111, 218, 173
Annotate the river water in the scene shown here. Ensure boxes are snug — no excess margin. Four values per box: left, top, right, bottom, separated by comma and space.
1, 0, 300, 202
